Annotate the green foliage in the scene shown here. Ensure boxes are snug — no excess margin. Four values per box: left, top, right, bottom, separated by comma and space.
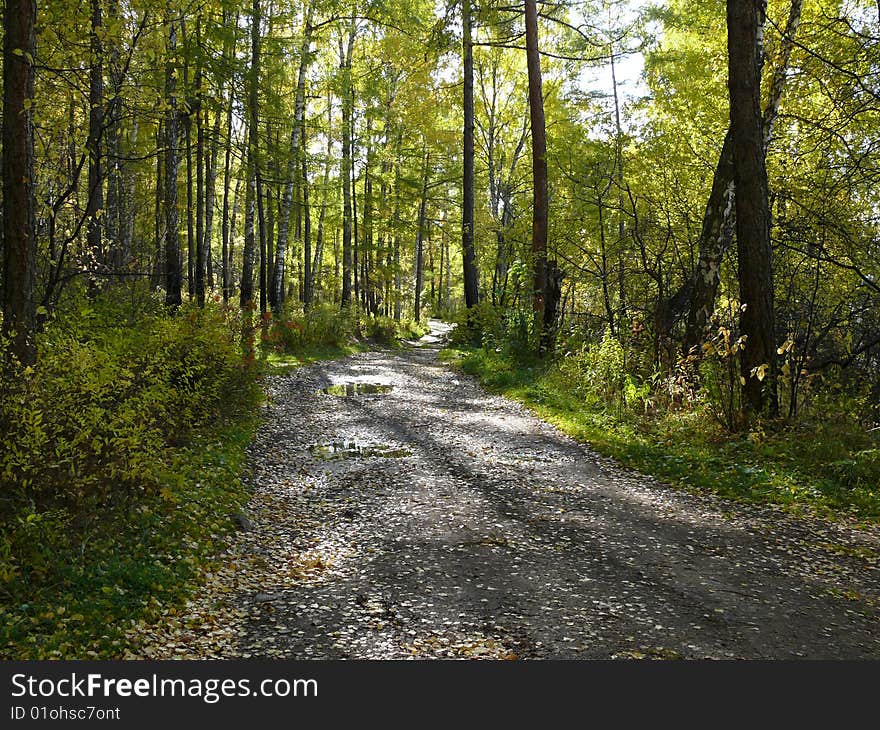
444, 340, 880, 524
1, 292, 257, 511
448, 302, 536, 355
695, 326, 747, 431
266, 303, 359, 352
265, 303, 430, 356
0, 286, 261, 658
0, 416, 257, 659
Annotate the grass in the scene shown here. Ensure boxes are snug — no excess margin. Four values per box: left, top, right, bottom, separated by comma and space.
0, 315, 428, 659
0, 412, 258, 659
261, 314, 430, 374
262, 341, 371, 374
441, 345, 880, 525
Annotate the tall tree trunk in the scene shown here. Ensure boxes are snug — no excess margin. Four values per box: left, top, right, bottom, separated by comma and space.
302, 122, 313, 307
682, 130, 735, 354
340, 23, 355, 307
105, 0, 124, 272
311, 89, 332, 303
229, 176, 241, 296
183, 18, 194, 299
220, 11, 237, 303
352, 112, 360, 305
609, 38, 626, 325
153, 120, 164, 289
86, 0, 104, 294
274, 7, 314, 312
681, 0, 803, 352
123, 115, 137, 265
257, 167, 267, 314
2, 0, 37, 365
525, 0, 550, 352
413, 150, 430, 322
362, 123, 374, 314
461, 0, 479, 309
437, 225, 444, 311
164, 6, 182, 308
205, 108, 220, 291
195, 16, 206, 306
240, 0, 261, 314
392, 132, 403, 320
728, 0, 777, 417
444, 223, 451, 310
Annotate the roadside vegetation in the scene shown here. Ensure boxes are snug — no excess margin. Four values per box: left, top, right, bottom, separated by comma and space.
442, 306, 880, 525
0, 284, 425, 659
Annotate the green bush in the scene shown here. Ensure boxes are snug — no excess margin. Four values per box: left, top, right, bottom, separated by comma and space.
557, 329, 651, 416
0, 293, 258, 513
0, 286, 261, 658
266, 303, 430, 353
266, 303, 358, 352
448, 302, 534, 354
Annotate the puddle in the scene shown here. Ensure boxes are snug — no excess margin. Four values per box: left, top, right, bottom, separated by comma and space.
308, 441, 411, 460
321, 383, 392, 396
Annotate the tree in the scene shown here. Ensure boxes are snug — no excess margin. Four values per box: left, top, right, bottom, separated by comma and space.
86, 0, 104, 294
461, 0, 480, 309
2, 0, 38, 365
413, 149, 430, 322
524, 0, 551, 352
681, 0, 804, 354
240, 0, 262, 312
339, 18, 356, 308
727, 0, 777, 416
273, 4, 315, 313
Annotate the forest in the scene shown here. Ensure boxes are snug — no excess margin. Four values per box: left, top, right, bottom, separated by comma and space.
1, 0, 879, 660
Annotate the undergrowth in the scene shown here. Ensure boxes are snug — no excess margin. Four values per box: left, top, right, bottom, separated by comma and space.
441, 344, 880, 524
0, 286, 432, 658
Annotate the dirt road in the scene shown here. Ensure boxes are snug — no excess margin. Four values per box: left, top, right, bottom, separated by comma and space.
135, 321, 880, 658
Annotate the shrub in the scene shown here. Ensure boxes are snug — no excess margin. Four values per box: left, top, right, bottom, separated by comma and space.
267, 304, 429, 353
0, 292, 258, 514
556, 329, 651, 416
268, 303, 358, 352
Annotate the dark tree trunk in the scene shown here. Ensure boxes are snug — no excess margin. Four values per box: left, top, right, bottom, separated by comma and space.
257, 167, 267, 314
340, 24, 355, 307
392, 132, 403, 320
682, 130, 735, 354
728, 0, 777, 417
195, 16, 206, 306
205, 108, 220, 291
86, 0, 104, 293
302, 123, 313, 307
352, 113, 359, 307
681, 0, 803, 352
525, 0, 551, 352
240, 0, 261, 312
220, 11, 237, 303
183, 18, 194, 299
153, 120, 164, 289
461, 0, 479, 309
311, 88, 332, 303
164, 6, 182, 309
352, 116, 359, 305
362, 128, 375, 314
229, 176, 242, 296
105, 0, 124, 272
2, 0, 37, 365
413, 150, 430, 322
